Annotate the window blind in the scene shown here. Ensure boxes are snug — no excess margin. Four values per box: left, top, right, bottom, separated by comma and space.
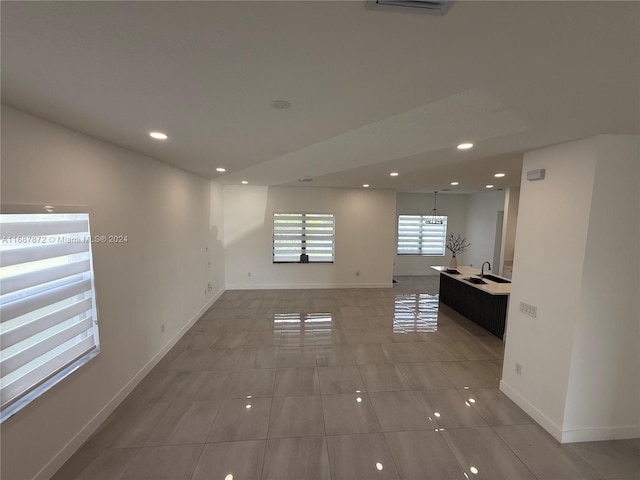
273, 213, 335, 263
397, 215, 447, 255
0, 212, 100, 420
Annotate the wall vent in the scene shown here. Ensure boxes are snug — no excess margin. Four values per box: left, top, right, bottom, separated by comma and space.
365, 0, 453, 15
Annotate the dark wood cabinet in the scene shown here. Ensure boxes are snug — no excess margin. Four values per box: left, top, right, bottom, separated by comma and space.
439, 273, 508, 339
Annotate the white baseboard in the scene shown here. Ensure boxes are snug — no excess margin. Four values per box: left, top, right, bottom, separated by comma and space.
499, 380, 564, 442
34, 287, 225, 480
500, 380, 640, 444
225, 282, 393, 290
560, 424, 640, 443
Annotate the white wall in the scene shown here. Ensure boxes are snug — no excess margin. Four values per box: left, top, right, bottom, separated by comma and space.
394, 193, 468, 275
224, 185, 397, 288
394, 191, 509, 275
464, 190, 505, 270
501, 135, 640, 443
499, 186, 520, 275
209, 181, 226, 282
0, 106, 226, 480
562, 136, 640, 441
501, 137, 597, 440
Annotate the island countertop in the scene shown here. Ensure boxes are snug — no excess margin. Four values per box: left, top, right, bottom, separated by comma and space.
431, 265, 511, 296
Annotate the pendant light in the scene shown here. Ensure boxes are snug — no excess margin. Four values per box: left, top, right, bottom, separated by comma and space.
425, 191, 443, 225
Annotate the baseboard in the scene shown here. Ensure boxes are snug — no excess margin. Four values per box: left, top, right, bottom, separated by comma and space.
500, 380, 640, 444
499, 380, 564, 442
561, 424, 640, 443
225, 282, 393, 290
34, 287, 225, 480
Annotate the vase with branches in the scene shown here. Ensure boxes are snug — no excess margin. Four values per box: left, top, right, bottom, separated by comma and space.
446, 234, 471, 269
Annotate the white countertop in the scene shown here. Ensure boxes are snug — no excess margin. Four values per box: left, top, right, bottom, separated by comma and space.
431, 265, 511, 296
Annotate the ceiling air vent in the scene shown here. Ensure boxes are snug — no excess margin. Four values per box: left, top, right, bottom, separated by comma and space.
365, 0, 452, 15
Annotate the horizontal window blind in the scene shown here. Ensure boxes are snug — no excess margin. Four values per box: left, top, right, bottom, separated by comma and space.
397, 215, 447, 256
0, 212, 100, 421
273, 213, 335, 263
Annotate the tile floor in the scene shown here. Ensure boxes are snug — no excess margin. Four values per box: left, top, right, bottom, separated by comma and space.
53, 277, 639, 480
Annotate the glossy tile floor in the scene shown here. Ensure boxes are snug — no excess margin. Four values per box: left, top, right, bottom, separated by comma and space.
53, 277, 639, 480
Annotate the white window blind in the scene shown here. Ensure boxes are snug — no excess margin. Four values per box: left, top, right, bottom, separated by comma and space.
273, 213, 335, 263
0, 211, 100, 421
397, 215, 448, 256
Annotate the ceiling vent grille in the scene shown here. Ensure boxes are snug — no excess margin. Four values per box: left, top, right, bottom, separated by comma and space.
365, 0, 452, 15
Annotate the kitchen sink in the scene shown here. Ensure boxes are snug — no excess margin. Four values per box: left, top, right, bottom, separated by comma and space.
465, 277, 487, 285
479, 274, 511, 284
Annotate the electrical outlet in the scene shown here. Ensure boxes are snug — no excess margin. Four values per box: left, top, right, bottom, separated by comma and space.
355, 270, 360, 276
207, 283, 213, 292
161, 324, 165, 333
519, 301, 537, 318
515, 363, 522, 375
248, 272, 252, 277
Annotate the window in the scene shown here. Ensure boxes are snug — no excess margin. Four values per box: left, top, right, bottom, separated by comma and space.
273, 213, 335, 263
397, 214, 447, 256
0, 208, 100, 421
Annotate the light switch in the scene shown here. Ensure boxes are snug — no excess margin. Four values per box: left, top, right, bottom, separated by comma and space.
519, 301, 537, 318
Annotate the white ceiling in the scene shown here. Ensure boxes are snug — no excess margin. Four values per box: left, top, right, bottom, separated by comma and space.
2, 1, 638, 193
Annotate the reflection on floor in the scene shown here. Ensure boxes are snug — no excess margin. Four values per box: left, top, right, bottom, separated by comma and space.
53, 276, 639, 480
394, 293, 439, 333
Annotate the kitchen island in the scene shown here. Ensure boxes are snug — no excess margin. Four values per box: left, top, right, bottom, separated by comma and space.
431, 266, 510, 339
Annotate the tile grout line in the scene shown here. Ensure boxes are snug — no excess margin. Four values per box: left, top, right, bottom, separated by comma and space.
251, 307, 274, 480
437, 426, 497, 479
318, 375, 333, 480
186, 443, 207, 480
488, 423, 608, 480
485, 423, 553, 480
56, 286, 628, 480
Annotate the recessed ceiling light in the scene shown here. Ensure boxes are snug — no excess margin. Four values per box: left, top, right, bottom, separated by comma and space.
450, 181, 459, 186
494, 173, 506, 178
241, 181, 248, 184
362, 184, 370, 188
270, 100, 291, 109
390, 172, 399, 177
457, 143, 474, 150
216, 167, 226, 172
149, 131, 168, 140
486, 184, 494, 188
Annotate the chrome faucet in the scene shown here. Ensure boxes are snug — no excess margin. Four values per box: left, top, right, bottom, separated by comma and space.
481, 261, 491, 278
